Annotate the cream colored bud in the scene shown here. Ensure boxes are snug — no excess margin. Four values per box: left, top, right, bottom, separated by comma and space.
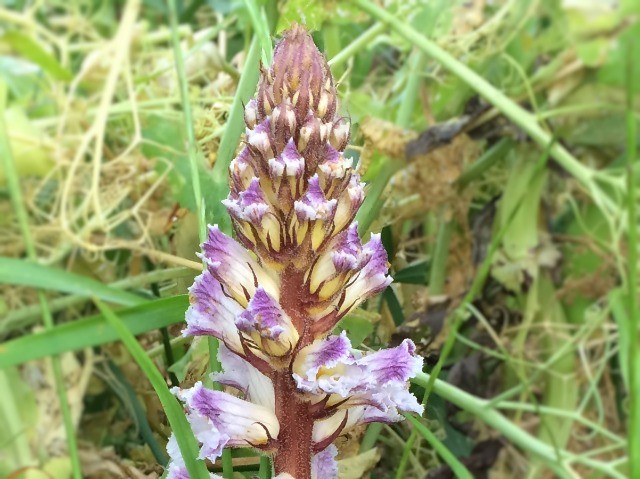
317, 93, 329, 118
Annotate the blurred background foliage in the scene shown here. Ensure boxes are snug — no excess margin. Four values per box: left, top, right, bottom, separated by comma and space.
0, 0, 638, 478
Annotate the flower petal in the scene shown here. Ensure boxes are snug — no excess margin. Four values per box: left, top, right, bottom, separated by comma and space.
312, 444, 338, 479
340, 233, 392, 314
318, 145, 352, 181
223, 177, 270, 225
269, 138, 305, 178
358, 339, 423, 384
292, 332, 362, 396
201, 225, 279, 305
212, 344, 275, 411
294, 174, 337, 221
165, 434, 222, 479
236, 287, 296, 342
174, 382, 279, 460
184, 270, 243, 352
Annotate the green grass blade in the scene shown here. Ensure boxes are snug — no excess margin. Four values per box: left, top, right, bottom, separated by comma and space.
2, 31, 72, 81
209, 37, 261, 234
403, 413, 473, 479
243, 0, 273, 65
167, 0, 206, 243
94, 299, 210, 479
411, 372, 624, 479
625, 40, 639, 479
0, 257, 147, 306
0, 296, 188, 368
2, 267, 192, 334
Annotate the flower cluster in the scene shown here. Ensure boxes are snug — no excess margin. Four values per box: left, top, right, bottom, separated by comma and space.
167, 25, 423, 479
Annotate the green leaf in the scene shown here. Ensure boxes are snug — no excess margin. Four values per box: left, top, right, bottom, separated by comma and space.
277, 0, 362, 32
340, 312, 374, 347
0, 295, 188, 368
382, 286, 404, 326
1, 31, 72, 82
94, 299, 209, 479
0, 257, 146, 307
393, 260, 429, 285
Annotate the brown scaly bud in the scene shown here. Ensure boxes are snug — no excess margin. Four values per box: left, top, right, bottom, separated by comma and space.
224, 24, 359, 279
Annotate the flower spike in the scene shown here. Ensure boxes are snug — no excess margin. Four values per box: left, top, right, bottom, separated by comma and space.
167, 24, 422, 479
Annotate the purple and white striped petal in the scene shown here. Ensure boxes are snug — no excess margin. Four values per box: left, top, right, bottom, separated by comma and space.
174, 382, 279, 460
200, 225, 279, 305
229, 147, 255, 191
244, 98, 259, 128
268, 138, 305, 178
294, 174, 337, 221
340, 233, 392, 314
312, 444, 339, 479
318, 145, 352, 181
332, 222, 362, 272
292, 332, 362, 396
223, 178, 270, 225
307, 223, 362, 295
333, 174, 365, 231
357, 339, 423, 384
247, 118, 272, 154
183, 270, 243, 352
236, 287, 298, 349
165, 434, 223, 479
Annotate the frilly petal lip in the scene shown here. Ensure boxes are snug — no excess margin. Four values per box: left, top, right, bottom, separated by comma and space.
294, 174, 337, 221
236, 287, 291, 340
173, 382, 280, 460
223, 177, 270, 225
183, 270, 243, 352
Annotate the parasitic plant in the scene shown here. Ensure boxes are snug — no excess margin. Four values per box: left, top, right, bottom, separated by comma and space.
166, 25, 423, 479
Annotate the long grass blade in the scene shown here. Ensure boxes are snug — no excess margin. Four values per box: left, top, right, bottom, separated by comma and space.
403, 413, 473, 479
94, 299, 210, 479
0, 257, 146, 306
0, 296, 188, 368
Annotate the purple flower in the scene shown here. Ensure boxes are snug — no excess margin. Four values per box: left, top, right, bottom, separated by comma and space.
200, 225, 278, 306
340, 233, 393, 314
165, 434, 223, 479
168, 25, 422, 479
174, 382, 279, 461
268, 138, 305, 179
223, 177, 270, 225
184, 270, 243, 352
294, 175, 337, 222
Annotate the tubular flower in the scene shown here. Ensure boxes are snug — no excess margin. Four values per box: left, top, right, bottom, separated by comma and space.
167, 25, 423, 479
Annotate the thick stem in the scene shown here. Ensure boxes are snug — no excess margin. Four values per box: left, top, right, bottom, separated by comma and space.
273, 370, 314, 479
272, 266, 317, 478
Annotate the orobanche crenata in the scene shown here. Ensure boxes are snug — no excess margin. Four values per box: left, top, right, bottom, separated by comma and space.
166, 24, 423, 479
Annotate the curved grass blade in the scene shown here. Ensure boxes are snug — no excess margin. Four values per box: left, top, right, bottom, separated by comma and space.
0, 296, 188, 368
0, 257, 146, 306
403, 413, 473, 479
94, 299, 209, 479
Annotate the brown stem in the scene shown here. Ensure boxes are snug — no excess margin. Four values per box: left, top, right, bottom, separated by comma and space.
273, 370, 314, 478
